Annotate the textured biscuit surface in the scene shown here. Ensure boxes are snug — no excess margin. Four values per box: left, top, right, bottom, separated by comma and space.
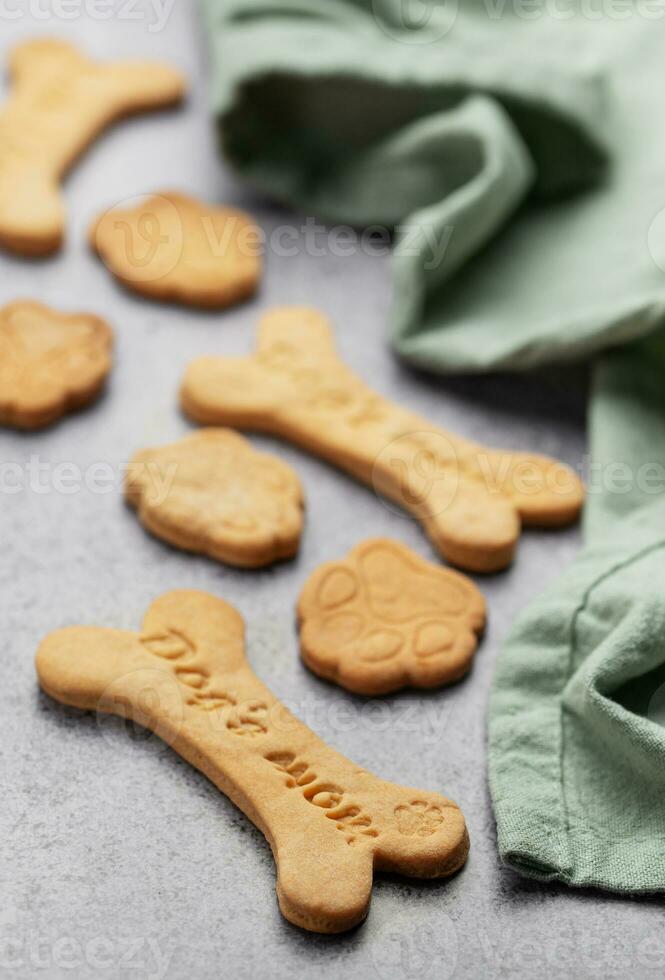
0, 38, 185, 256
126, 429, 304, 567
91, 192, 261, 308
36, 591, 469, 933
298, 539, 486, 695
0, 300, 113, 429
181, 307, 585, 572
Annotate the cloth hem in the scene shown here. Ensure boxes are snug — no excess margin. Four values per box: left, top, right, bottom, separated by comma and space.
490, 516, 665, 893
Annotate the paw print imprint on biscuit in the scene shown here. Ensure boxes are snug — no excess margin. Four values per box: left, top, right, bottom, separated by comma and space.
395, 801, 445, 838
298, 539, 486, 695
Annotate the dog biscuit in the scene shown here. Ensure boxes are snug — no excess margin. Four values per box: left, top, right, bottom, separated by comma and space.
90, 192, 261, 308
0, 300, 113, 429
36, 590, 469, 933
126, 429, 304, 567
0, 38, 185, 256
298, 539, 486, 695
181, 307, 585, 572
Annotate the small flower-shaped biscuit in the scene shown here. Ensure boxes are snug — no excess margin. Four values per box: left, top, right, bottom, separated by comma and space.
91, 192, 261, 308
298, 539, 486, 695
0, 301, 113, 429
126, 429, 304, 568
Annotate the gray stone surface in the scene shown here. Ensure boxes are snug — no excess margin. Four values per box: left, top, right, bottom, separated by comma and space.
1, 5, 663, 979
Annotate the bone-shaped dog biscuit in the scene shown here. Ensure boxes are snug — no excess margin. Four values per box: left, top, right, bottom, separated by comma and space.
36, 591, 469, 934
181, 308, 585, 572
0, 39, 185, 255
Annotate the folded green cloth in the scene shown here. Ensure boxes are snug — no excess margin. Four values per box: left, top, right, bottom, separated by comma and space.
203, 0, 665, 891
203, 0, 665, 372
490, 332, 665, 892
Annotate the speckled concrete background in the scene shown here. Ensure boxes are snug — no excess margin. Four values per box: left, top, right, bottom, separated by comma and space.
1, 4, 663, 979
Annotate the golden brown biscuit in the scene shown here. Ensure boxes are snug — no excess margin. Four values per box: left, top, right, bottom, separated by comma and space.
180, 307, 585, 573
0, 38, 185, 256
0, 300, 113, 429
125, 429, 304, 567
36, 590, 469, 933
298, 539, 486, 695
90, 192, 261, 308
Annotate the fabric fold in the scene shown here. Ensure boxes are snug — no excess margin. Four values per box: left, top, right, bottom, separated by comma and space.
202, 0, 626, 373
490, 332, 665, 892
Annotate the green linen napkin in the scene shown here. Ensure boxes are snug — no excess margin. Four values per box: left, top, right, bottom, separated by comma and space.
203, 0, 665, 372
203, 0, 665, 891
490, 332, 665, 892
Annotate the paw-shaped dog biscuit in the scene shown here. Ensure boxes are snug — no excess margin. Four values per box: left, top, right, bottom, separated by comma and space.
0, 38, 185, 255
298, 539, 485, 694
181, 307, 585, 572
0, 300, 113, 429
36, 591, 469, 933
126, 430, 303, 567
91, 192, 261, 308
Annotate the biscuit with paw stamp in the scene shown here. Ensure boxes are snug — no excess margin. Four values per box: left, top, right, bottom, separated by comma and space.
298, 539, 486, 695
90, 192, 261, 308
180, 307, 585, 572
0, 38, 185, 256
36, 590, 469, 934
0, 300, 113, 429
125, 429, 303, 567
